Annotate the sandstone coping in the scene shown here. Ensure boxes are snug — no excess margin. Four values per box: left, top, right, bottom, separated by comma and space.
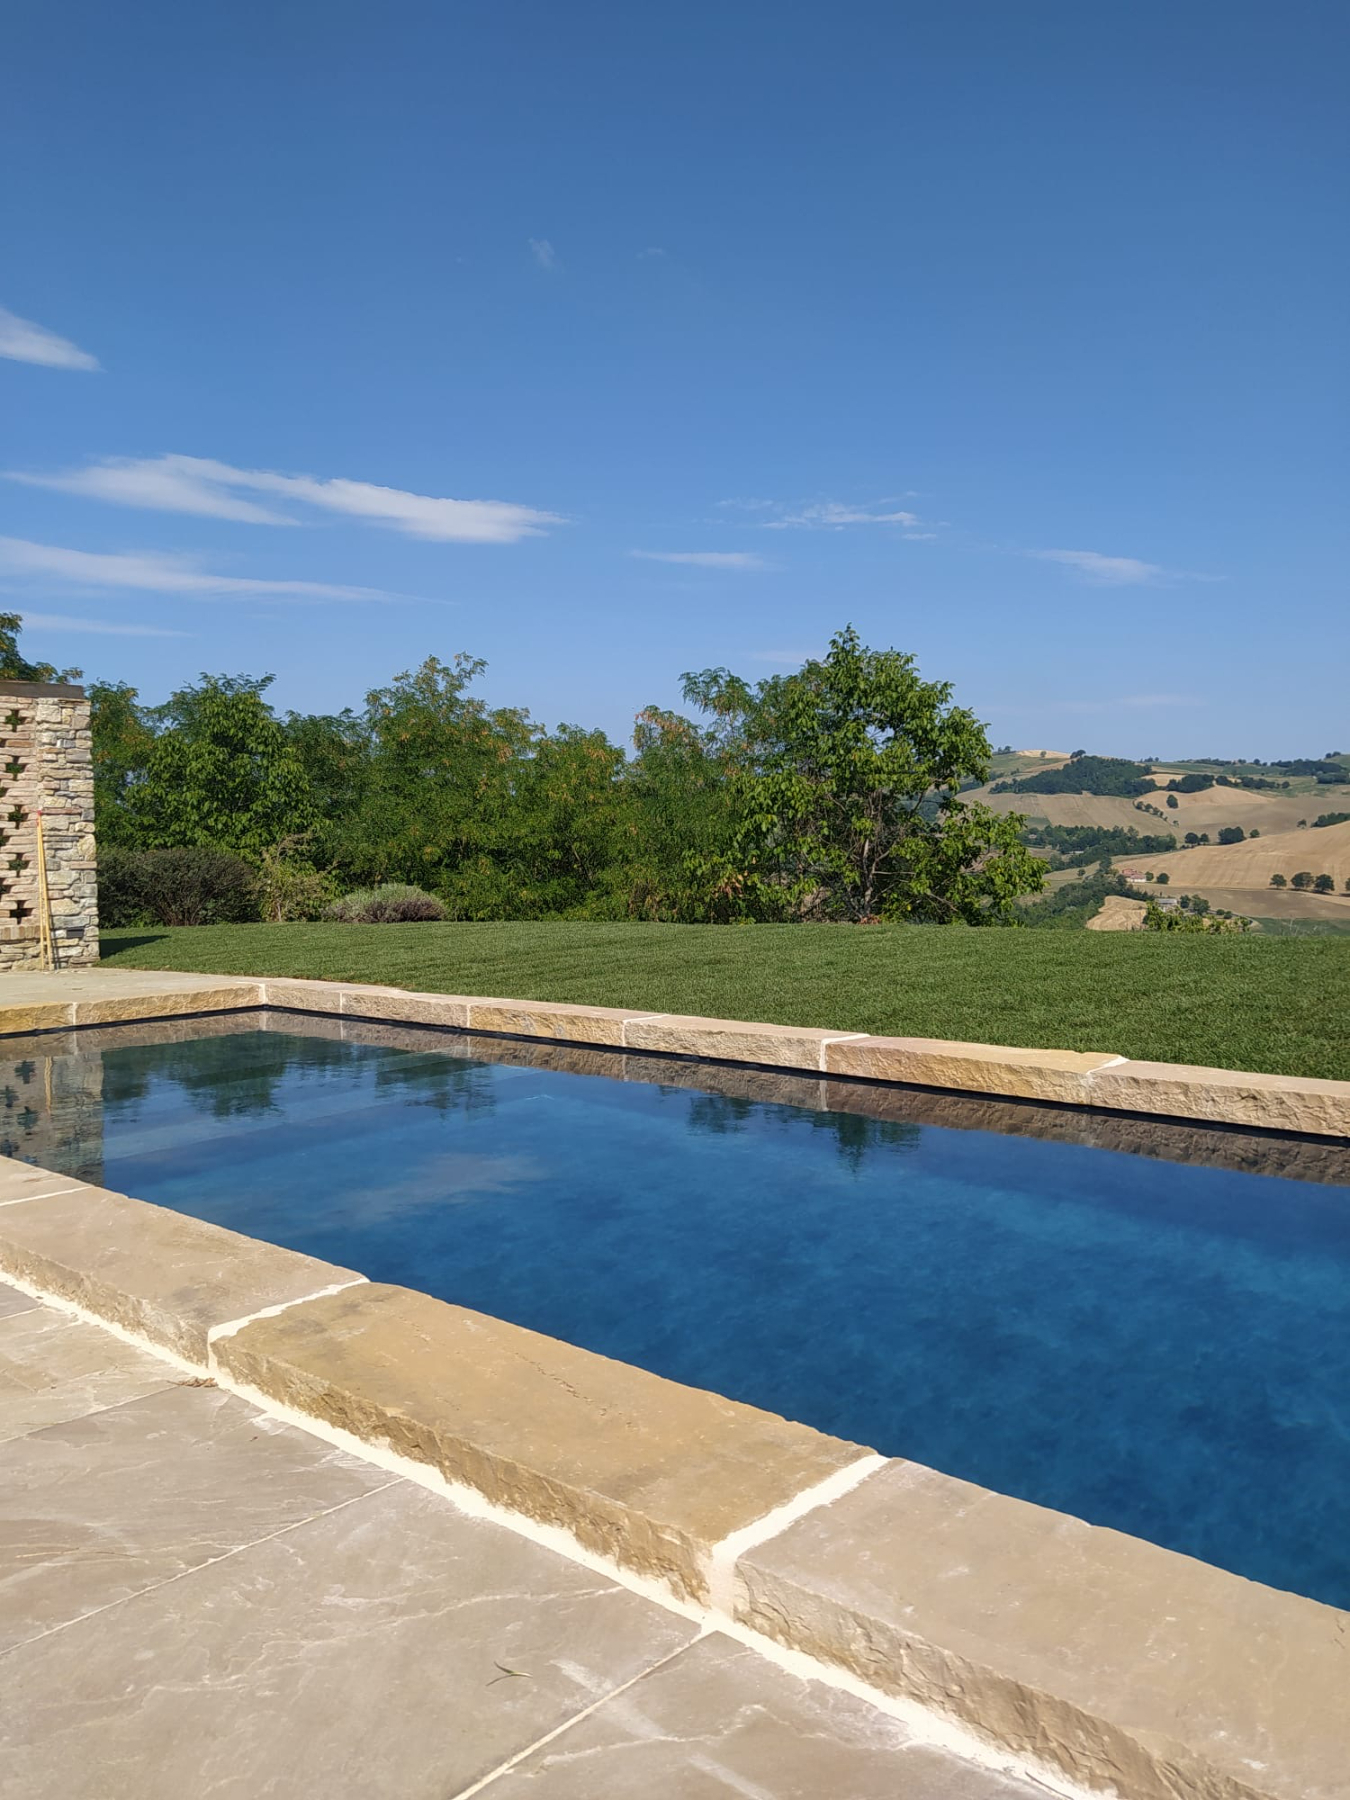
0, 1169, 361, 1363
69, 980, 263, 1026
1084, 1058, 1350, 1139
214, 1281, 872, 1604
824, 1035, 1121, 1106
465, 998, 662, 1046
734, 1459, 1349, 1800
624, 1013, 866, 1071
261, 977, 476, 1029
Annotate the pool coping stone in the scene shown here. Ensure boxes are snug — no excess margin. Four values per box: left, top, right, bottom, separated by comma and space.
0, 1173, 363, 1363
734, 1458, 1346, 1800
214, 1279, 873, 1605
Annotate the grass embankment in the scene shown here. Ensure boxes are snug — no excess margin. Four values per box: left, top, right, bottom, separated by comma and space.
100, 922, 1350, 1082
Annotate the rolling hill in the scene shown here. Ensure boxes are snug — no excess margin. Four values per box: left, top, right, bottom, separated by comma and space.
1131, 819, 1350, 893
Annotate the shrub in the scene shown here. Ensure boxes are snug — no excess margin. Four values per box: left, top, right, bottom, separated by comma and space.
1143, 901, 1250, 934
257, 838, 339, 922
98, 845, 259, 927
324, 883, 448, 923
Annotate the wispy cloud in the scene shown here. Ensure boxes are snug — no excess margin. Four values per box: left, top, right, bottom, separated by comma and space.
1030, 548, 1222, 587
637, 246, 668, 260
8, 454, 562, 544
719, 497, 924, 532
630, 550, 770, 571
18, 611, 189, 638
0, 306, 100, 371
0, 538, 395, 602
1030, 549, 1167, 586
528, 237, 559, 271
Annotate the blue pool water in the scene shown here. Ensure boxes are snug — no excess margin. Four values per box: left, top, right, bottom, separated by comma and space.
11, 1018, 1350, 1606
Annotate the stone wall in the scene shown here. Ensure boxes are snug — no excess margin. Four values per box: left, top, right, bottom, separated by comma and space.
0, 680, 98, 970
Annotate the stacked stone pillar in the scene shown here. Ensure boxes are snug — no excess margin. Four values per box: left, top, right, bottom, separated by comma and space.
0, 680, 98, 970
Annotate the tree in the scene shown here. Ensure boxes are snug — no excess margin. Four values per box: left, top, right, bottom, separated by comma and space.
1291, 870, 1314, 890
1166, 793, 1179, 809
1314, 873, 1335, 893
0, 613, 80, 684
1217, 826, 1245, 844
1155, 871, 1169, 884
133, 674, 315, 861
89, 680, 156, 847
623, 706, 739, 920
1184, 832, 1201, 846
680, 627, 1045, 922
1270, 872, 1287, 888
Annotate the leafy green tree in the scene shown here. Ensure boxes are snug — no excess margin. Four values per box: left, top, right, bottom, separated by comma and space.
1291, 870, 1314, 890
134, 674, 315, 860
1269, 872, 1287, 887
1314, 872, 1335, 893
1166, 793, 1179, 808
88, 680, 157, 847
0, 613, 80, 684
680, 627, 1044, 922
501, 723, 630, 917
1155, 871, 1169, 884
283, 708, 371, 862
620, 706, 739, 919
349, 654, 535, 897
1217, 826, 1245, 844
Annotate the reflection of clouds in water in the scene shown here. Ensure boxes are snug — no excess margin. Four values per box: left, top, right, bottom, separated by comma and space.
330, 1153, 545, 1226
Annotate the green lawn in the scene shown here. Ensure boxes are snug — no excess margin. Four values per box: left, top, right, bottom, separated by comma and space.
99, 921, 1350, 1081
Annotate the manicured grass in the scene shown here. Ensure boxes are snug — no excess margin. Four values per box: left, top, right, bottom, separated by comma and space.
99, 921, 1350, 1081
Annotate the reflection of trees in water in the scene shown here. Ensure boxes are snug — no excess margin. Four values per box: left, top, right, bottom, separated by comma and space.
681, 1091, 920, 1170
100, 1033, 498, 1123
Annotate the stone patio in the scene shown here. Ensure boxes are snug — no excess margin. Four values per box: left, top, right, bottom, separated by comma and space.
0, 1282, 1044, 1800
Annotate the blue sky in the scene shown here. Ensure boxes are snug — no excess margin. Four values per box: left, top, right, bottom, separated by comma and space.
2, 1, 1345, 756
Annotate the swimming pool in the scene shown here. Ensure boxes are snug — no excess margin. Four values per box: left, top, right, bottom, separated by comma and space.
7, 1009, 1349, 1608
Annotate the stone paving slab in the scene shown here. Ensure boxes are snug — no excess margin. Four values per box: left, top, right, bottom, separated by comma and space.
0, 1171, 362, 1362
3, 1454, 699, 1800
736, 1458, 1349, 1800
0, 1305, 172, 1445
0, 1278, 39, 1320
216, 1281, 872, 1604
0, 1384, 392, 1652
484, 1632, 1044, 1799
